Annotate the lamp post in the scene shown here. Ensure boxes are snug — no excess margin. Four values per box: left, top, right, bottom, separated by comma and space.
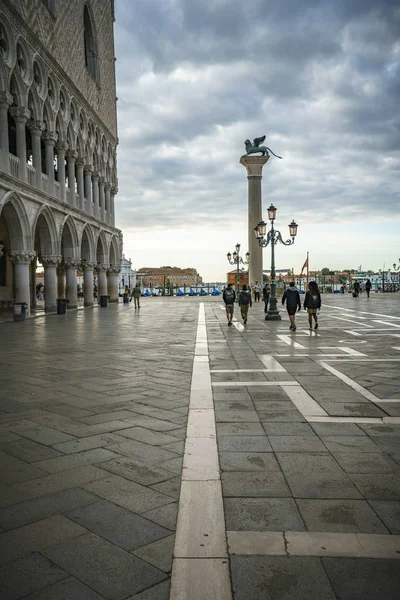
254, 204, 298, 320
227, 243, 250, 294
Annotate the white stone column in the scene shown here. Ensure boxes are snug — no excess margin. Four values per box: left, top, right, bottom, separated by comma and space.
9, 251, 36, 315
105, 183, 111, 223
9, 107, 31, 182
99, 177, 106, 222
28, 120, 45, 190
240, 155, 270, 287
56, 142, 68, 202
66, 150, 78, 206
57, 264, 66, 298
110, 187, 117, 226
76, 159, 85, 210
84, 165, 93, 214
107, 267, 120, 303
92, 171, 99, 219
0, 92, 13, 173
31, 256, 37, 310
42, 255, 61, 312
43, 131, 58, 196
65, 259, 79, 309
82, 261, 96, 307
96, 263, 109, 299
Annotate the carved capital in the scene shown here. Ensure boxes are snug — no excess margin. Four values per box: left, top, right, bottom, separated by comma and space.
81, 260, 97, 271
28, 119, 46, 135
9, 251, 36, 265
56, 141, 69, 153
111, 187, 118, 195
0, 91, 13, 110
104, 181, 112, 190
239, 154, 270, 177
41, 255, 62, 267
10, 106, 31, 123
66, 150, 79, 160
96, 263, 110, 273
42, 131, 58, 145
99, 177, 105, 185
64, 259, 80, 269
107, 266, 121, 275
92, 171, 100, 180
84, 164, 93, 175
76, 158, 85, 168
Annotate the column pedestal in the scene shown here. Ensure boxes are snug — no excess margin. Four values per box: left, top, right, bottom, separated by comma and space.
240, 155, 269, 288
10, 252, 36, 315
42, 256, 61, 312
107, 268, 120, 302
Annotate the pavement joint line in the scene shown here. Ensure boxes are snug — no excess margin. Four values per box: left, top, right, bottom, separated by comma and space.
171, 302, 232, 600
373, 320, 400, 328
258, 354, 288, 372
276, 335, 307, 349
324, 305, 400, 320
281, 385, 328, 418
328, 315, 375, 327
227, 531, 400, 559
318, 360, 382, 404
307, 416, 384, 424
212, 381, 300, 387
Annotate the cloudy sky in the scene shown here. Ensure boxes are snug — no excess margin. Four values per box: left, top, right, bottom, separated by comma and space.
113, 0, 399, 281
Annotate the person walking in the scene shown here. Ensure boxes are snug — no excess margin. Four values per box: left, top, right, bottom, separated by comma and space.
262, 284, 270, 314
282, 281, 301, 331
353, 280, 360, 298
365, 279, 372, 298
238, 284, 252, 324
253, 281, 261, 302
131, 284, 141, 309
304, 280, 321, 330
223, 283, 236, 326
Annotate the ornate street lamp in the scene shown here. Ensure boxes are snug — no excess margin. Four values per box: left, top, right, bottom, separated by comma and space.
254, 205, 298, 320
227, 244, 250, 293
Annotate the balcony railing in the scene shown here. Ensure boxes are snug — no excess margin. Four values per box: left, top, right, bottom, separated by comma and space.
54, 180, 60, 200
9, 154, 19, 179
41, 173, 49, 193
27, 165, 36, 187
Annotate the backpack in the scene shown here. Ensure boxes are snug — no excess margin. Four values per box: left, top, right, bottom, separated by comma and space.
309, 292, 319, 308
240, 291, 250, 305
224, 288, 235, 303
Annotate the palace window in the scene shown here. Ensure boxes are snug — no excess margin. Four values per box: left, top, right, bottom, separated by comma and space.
84, 6, 98, 81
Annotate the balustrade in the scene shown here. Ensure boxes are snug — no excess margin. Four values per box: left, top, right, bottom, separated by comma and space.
9, 154, 19, 179
27, 165, 36, 187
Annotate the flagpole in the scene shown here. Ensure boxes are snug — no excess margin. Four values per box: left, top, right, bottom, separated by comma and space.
306, 251, 309, 289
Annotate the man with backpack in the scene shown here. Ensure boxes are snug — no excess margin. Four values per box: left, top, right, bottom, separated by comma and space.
282, 281, 301, 331
223, 283, 236, 326
238, 284, 252, 324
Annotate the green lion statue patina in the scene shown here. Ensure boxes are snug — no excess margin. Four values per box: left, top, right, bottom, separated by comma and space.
244, 136, 282, 158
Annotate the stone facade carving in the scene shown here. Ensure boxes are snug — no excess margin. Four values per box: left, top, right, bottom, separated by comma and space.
9, 251, 36, 264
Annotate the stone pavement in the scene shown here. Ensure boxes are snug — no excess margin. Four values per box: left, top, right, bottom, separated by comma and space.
0, 294, 400, 599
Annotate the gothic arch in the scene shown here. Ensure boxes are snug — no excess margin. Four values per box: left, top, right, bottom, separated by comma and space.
9, 69, 27, 107
109, 235, 120, 267
60, 215, 79, 259
95, 229, 108, 264
33, 205, 58, 257
81, 223, 95, 262
27, 84, 42, 121
0, 191, 32, 251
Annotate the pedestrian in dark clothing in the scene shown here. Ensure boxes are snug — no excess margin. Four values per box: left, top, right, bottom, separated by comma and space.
365, 279, 372, 298
223, 283, 236, 326
353, 281, 360, 297
304, 281, 321, 330
262, 284, 270, 314
238, 284, 252, 324
282, 281, 301, 331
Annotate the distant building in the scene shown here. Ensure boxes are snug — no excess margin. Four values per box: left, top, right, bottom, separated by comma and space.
227, 269, 249, 288
118, 254, 136, 293
137, 267, 202, 288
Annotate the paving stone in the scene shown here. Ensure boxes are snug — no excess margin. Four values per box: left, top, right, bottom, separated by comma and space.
0, 438, 63, 462
150, 477, 181, 500
215, 410, 260, 423
118, 427, 179, 446
0, 552, 67, 600
370, 435, 400, 454
262, 422, 315, 436
133, 534, 175, 573
106, 440, 177, 464
259, 411, 305, 422
296, 499, 389, 533
222, 472, 291, 497
52, 433, 128, 454
161, 456, 183, 474
167, 427, 187, 440
310, 422, 366, 436
216, 422, 265, 436
322, 557, 400, 600
269, 435, 328, 452
83, 474, 173, 513
126, 580, 170, 600
12, 465, 109, 498
142, 503, 178, 531
78, 410, 139, 425
230, 556, 336, 599
333, 452, 400, 474
10, 576, 106, 599
359, 424, 400, 436
0, 514, 86, 563
8, 422, 76, 445
66, 500, 171, 551
220, 452, 280, 472
43, 533, 167, 600
0, 487, 99, 530
161, 440, 185, 454
319, 402, 386, 417
0, 451, 47, 484
0, 482, 28, 508
350, 474, 400, 499
218, 436, 272, 452
214, 399, 255, 410
34, 448, 121, 473
224, 497, 305, 531
99, 456, 175, 486
321, 435, 382, 453
368, 500, 400, 533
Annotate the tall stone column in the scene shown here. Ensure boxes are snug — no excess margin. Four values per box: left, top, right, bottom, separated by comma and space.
76, 159, 85, 210
43, 131, 58, 196
9, 251, 36, 315
56, 142, 68, 202
31, 256, 37, 310
110, 187, 117, 226
66, 150, 78, 206
82, 261, 96, 307
96, 263, 109, 300
65, 259, 79, 309
28, 120, 45, 190
99, 177, 106, 223
84, 165, 93, 214
57, 264, 66, 298
240, 155, 270, 288
92, 171, 99, 219
107, 267, 120, 303
0, 92, 13, 173
42, 256, 61, 312
105, 183, 111, 223
9, 107, 30, 182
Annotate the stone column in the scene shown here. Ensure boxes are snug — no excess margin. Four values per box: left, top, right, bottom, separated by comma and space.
42, 131, 58, 196
56, 142, 68, 202
9, 107, 30, 182
96, 263, 109, 300
9, 251, 36, 315
107, 267, 120, 302
42, 255, 61, 312
0, 92, 13, 173
110, 187, 117, 226
99, 177, 106, 223
84, 165, 93, 214
31, 256, 37, 310
82, 261, 96, 307
28, 120, 45, 190
92, 171, 99, 219
76, 159, 85, 210
66, 150, 78, 206
105, 183, 111, 223
65, 259, 79, 309
240, 155, 270, 287
57, 264, 66, 298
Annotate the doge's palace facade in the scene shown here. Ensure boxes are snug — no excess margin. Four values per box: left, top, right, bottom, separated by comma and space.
0, 0, 122, 314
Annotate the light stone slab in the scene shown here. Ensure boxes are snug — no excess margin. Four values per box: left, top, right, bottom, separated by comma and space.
258, 355, 287, 372
182, 438, 219, 480
282, 385, 328, 418
212, 381, 299, 387
276, 335, 307, 349
174, 481, 226, 558
170, 558, 232, 600
307, 416, 383, 424
186, 410, 216, 439
227, 531, 285, 556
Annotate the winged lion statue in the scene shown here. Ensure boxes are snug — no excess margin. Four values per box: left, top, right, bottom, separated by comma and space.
244, 136, 282, 158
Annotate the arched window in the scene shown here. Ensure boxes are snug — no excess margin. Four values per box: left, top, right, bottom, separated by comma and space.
84, 6, 98, 81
